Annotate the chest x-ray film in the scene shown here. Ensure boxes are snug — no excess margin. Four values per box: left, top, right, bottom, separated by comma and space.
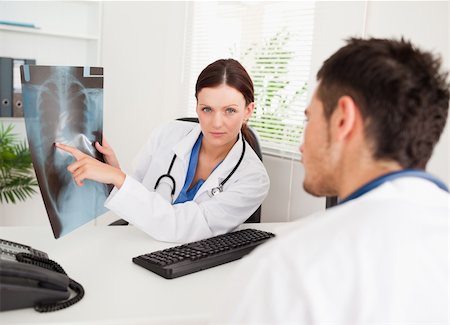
20, 65, 109, 238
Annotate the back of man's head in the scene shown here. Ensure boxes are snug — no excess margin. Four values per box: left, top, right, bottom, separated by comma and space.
317, 38, 449, 169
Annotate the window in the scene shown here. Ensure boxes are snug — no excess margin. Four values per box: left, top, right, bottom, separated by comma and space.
183, 1, 315, 158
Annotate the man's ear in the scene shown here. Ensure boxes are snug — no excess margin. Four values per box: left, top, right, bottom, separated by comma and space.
331, 96, 359, 141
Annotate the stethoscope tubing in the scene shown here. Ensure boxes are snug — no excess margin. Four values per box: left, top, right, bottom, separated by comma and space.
154, 154, 177, 196
154, 134, 246, 199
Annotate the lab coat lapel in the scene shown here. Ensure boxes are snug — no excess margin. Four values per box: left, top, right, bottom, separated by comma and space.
172, 124, 202, 161
194, 133, 244, 199
170, 124, 202, 199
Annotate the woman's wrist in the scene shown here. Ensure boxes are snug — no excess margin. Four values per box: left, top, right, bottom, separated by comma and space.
113, 168, 126, 189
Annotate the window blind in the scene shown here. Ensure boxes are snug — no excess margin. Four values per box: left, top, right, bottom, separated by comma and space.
183, 1, 315, 158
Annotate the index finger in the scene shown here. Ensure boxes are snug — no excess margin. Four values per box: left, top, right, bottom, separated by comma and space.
55, 143, 85, 160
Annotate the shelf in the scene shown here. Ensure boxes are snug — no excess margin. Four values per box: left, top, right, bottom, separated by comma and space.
0, 117, 24, 121
0, 24, 99, 41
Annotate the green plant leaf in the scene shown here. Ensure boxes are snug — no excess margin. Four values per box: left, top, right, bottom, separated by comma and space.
0, 123, 38, 204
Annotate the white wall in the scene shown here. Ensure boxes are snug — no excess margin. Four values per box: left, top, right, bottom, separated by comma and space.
1, 1, 448, 226
101, 2, 188, 174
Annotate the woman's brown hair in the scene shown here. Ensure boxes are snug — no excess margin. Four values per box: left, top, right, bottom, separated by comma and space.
195, 59, 256, 149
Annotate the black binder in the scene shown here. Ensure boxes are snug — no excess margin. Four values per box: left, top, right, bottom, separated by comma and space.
0, 57, 35, 117
0, 57, 13, 117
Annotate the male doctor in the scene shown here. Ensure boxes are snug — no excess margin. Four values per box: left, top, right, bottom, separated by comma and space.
213, 38, 449, 324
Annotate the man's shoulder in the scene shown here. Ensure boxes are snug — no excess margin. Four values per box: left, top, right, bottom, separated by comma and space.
248, 212, 335, 260
267, 180, 448, 251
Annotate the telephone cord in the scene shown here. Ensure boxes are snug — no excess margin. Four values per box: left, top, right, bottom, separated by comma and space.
16, 253, 85, 312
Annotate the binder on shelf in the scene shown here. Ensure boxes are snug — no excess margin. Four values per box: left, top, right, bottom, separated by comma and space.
13, 58, 36, 117
0, 57, 13, 117
0, 57, 36, 118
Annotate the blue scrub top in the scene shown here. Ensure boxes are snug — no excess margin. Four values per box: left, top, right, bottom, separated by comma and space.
174, 134, 222, 204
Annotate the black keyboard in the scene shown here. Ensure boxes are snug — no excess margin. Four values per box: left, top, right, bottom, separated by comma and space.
132, 228, 275, 279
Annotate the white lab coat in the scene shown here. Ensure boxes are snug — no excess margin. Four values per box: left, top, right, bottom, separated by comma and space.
213, 176, 449, 324
105, 121, 270, 243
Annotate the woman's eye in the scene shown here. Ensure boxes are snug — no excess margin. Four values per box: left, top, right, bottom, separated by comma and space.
202, 107, 212, 113
225, 107, 237, 114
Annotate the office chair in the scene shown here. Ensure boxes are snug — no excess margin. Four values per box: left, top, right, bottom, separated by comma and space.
110, 117, 263, 226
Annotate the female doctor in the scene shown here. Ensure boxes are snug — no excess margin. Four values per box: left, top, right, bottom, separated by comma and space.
56, 59, 270, 243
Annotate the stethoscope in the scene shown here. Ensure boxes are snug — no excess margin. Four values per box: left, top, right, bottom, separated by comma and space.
154, 136, 246, 200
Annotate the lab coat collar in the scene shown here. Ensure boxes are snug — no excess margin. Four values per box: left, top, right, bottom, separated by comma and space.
172, 124, 203, 162
339, 168, 449, 205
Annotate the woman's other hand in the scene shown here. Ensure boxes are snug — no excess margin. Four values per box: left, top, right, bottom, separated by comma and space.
55, 143, 125, 189
95, 138, 120, 168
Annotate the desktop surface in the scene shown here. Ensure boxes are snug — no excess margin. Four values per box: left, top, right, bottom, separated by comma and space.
0, 222, 286, 324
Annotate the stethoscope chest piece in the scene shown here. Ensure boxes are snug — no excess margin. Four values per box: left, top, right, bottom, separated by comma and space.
209, 185, 223, 197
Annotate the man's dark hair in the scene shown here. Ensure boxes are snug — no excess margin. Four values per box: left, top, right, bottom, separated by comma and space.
317, 37, 449, 169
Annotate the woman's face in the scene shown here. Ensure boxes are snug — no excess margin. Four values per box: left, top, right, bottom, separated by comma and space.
196, 84, 254, 149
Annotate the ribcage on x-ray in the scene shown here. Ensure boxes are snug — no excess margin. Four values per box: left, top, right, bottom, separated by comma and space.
36, 68, 92, 208
22, 65, 108, 238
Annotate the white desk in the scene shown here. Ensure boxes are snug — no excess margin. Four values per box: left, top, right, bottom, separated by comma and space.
0, 223, 288, 324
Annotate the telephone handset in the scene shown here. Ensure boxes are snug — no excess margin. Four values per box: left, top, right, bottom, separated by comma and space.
0, 238, 84, 312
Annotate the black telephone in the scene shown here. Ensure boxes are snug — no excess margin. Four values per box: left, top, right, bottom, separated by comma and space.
0, 238, 84, 312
